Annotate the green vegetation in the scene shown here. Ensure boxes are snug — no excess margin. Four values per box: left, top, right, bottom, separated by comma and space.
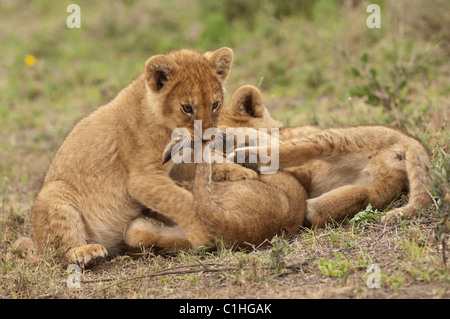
0, 0, 448, 298
349, 204, 384, 227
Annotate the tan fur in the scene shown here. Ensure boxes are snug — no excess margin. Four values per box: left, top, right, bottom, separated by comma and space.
225, 85, 432, 227
124, 90, 308, 249
192, 162, 306, 247
30, 47, 234, 266
125, 159, 306, 249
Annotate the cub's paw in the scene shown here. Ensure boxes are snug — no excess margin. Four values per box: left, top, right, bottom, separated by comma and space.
212, 163, 259, 182
211, 164, 228, 181
305, 202, 327, 229
124, 218, 153, 248
381, 207, 417, 224
66, 244, 108, 267
226, 166, 259, 181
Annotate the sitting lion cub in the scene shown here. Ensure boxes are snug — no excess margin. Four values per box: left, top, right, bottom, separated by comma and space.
31, 47, 234, 266
224, 85, 432, 227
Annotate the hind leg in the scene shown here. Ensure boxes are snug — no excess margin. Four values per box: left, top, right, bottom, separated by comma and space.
374, 168, 429, 224
381, 196, 421, 224
32, 181, 107, 267
364, 179, 409, 224
125, 217, 191, 250
306, 184, 370, 228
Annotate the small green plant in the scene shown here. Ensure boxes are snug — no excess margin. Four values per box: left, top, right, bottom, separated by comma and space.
349, 204, 384, 227
316, 252, 352, 278
326, 225, 359, 249
349, 52, 411, 111
317, 250, 371, 278
398, 237, 447, 282
382, 271, 405, 291
269, 236, 295, 272
232, 252, 267, 285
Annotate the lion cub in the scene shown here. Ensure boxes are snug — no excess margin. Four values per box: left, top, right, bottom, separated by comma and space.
224, 85, 432, 227
31, 47, 233, 266
125, 159, 306, 249
124, 92, 307, 249
192, 162, 306, 247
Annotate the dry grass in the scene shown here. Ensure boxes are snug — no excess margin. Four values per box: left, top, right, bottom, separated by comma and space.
1, 197, 448, 299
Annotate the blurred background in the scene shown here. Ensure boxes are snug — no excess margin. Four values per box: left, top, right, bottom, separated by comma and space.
0, 0, 449, 208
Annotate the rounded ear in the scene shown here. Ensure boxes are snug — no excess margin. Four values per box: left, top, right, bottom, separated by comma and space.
230, 85, 265, 118
204, 47, 233, 82
162, 137, 182, 164
162, 140, 176, 164
162, 136, 192, 164
144, 55, 178, 93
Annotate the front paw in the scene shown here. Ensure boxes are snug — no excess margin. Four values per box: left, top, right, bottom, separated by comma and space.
66, 244, 108, 267
226, 165, 259, 181
212, 163, 259, 182
211, 164, 229, 181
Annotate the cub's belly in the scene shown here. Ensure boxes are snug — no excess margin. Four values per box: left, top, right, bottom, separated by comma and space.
80, 194, 143, 255
308, 154, 371, 198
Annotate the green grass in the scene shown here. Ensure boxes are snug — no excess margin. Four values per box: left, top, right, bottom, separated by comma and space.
317, 252, 365, 278
349, 204, 384, 227
0, 0, 449, 299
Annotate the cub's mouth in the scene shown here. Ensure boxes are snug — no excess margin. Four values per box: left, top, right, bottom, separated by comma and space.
162, 131, 229, 165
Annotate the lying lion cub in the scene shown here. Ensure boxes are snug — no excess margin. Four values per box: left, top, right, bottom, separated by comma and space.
125, 152, 306, 249
225, 86, 432, 227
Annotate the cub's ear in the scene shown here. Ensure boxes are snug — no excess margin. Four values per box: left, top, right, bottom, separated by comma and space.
162, 143, 174, 165
144, 54, 178, 93
162, 136, 192, 164
229, 85, 264, 118
204, 47, 233, 82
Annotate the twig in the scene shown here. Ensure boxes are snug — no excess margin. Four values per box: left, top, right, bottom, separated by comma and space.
84, 265, 237, 298
52, 277, 115, 284
442, 237, 447, 268
53, 262, 221, 285
193, 257, 209, 270
84, 262, 303, 298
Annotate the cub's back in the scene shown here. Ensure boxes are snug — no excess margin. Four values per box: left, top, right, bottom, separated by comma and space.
206, 170, 307, 245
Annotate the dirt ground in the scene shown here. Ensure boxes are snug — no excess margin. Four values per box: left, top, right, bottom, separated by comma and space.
2, 198, 447, 299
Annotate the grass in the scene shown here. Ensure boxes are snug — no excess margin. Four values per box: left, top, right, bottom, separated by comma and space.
0, 0, 449, 299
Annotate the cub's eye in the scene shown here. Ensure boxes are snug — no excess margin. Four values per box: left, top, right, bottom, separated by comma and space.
211, 101, 220, 112
181, 104, 194, 115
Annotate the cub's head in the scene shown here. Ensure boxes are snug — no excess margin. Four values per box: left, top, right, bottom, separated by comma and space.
218, 85, 283, 129
144, 47, 233, 136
